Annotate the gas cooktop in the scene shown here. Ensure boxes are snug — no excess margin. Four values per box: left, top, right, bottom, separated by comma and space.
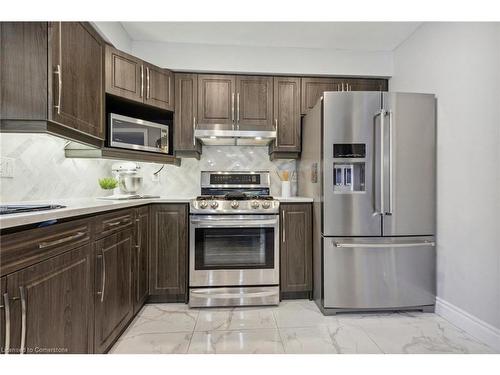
0, 204, 66, 215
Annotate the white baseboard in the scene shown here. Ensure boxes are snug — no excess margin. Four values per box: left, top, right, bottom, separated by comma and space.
436, 297, 500, 352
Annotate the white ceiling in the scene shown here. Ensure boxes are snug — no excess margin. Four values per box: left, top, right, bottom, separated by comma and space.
121, 22, 421, 52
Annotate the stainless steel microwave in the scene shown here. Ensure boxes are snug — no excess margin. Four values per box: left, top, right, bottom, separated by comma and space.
109, 113, 169, 154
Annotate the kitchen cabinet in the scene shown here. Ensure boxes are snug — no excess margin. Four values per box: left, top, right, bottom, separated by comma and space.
236, 75, 274, 130
94, 228, 134, 354
300, 77, 388, 114
280, 203, 313, 298
301, 77, 338, 114
269, 77, 301, 159
174, 73, 202, 158
105, 45, 174, 111
1, 277, 6, 354
197, 74, 236, 129
0, 22, 105, 147
6, 244, 93, 354
149, 204, 188, 302
133, 206, 149, 314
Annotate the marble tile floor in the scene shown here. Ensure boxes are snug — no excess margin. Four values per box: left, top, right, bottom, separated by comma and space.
110, 300, 496, 354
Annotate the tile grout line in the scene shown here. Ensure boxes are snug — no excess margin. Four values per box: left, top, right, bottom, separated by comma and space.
186, 308, 200, 353
272, 306, 287, 354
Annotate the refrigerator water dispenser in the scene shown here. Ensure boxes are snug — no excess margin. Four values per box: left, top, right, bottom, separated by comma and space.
333, 163, 365, 192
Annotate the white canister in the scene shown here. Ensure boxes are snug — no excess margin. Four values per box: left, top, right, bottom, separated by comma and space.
281, 181, 291, 198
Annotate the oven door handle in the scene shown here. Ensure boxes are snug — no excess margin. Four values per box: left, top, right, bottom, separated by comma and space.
191, 219, 278, 227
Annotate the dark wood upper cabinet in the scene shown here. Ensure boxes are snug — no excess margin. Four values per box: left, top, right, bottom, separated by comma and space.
236, 75, 274, 131
94, 229, 134, 354
6, 243, 94, 354
0, 22, 105, 146
149, 204, 188, 302
301, 77, 338, 114
174, 73, 201, 157
133, 206, 149, 314
144, 63, 174, 111
105, 46, 143, 103
105, 46, 173, 112
197, 74, 236, 129
49, 22, 104, 139
280, 203, 313, 296
269, 77, 301, 157
346, 78, 388, 92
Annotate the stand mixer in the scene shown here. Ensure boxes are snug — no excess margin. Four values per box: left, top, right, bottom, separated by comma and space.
98, 162, 159, 200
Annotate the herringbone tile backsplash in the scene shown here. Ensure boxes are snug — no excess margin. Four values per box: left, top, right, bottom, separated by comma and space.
0, 134, 296, 202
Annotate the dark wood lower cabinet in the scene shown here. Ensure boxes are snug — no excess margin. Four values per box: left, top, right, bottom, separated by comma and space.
1, 277, 6, 354
149, 204, 188, 302
94, 229, 134, 354
280, 203, 313, 298
5, 244, 93, 354
133, 206, 149, 314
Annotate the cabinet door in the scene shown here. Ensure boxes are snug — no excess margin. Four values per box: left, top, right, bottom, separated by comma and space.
1, 277, 5, 354
174, 73, 201, 154
346, 78, 387, 92
94, 229, 133, 353
300, 77, 338, 114
133, 206, 149, 314
105, 45, 143, 103
49, 22, 104, 139
6, 244, 93, 354
280, 203, 313, 294
236, 75, 274, 130
197, 74, 235, 129
144, 63, 174, 111
149, 204, 188, 302
271, 77, 301, 153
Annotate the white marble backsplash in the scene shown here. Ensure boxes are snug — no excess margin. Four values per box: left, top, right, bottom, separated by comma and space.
0, 134, 296, 202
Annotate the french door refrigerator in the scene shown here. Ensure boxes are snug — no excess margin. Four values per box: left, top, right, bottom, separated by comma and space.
298, 91, 436, 314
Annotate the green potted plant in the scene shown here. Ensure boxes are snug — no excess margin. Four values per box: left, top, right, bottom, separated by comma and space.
98, 177, 118, 196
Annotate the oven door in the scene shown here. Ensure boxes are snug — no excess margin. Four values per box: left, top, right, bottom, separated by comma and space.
189, 215, 279, 287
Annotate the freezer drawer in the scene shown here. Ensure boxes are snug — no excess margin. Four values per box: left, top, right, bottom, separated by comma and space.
323, 237, 436, 310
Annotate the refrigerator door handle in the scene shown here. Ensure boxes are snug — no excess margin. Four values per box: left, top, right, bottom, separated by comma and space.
386, 110, 394, 215
373, 110, 385, 216
334, 241, 436, 248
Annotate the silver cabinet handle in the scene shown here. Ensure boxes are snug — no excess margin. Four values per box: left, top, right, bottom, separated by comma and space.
146, 67, 150, 99
2, 293, 10, 354
231, 92, 235, 130
140, 65, 144, 98
105, 218, 131, 229
19, 287, 26, 355
274, 119, 278, 146
282, 210, 286, 243
97, 254, 106, 303
236, 92, 240, 130
334, 241, 435, 248
38, 231, 86, 249
54, 64, 62, 114
386, 110, 394, 215
379, 109, 385, 216
193, 116, 196, 147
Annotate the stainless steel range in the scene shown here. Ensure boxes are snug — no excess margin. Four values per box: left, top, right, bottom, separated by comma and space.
189, 171, 280, 307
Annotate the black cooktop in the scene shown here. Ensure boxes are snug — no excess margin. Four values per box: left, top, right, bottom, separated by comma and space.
0, 204, 66, 215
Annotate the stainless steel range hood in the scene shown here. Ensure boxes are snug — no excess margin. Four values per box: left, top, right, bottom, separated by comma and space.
194, 129, 276, 146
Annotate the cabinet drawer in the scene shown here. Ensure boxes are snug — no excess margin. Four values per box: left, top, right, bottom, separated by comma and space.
0, 218, 91, 277
94, 209, 134, 239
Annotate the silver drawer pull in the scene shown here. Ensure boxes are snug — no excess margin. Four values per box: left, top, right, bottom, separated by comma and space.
105, 219, 131, 228
334, 241, 435, 248
38, 231, 86, 249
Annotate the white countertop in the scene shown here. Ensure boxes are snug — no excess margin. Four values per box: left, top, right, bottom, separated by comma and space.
0, 196, 313, 230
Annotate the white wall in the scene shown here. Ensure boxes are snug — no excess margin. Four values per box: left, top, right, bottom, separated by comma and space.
131, 40, 392, 77
390, 23, 500, 342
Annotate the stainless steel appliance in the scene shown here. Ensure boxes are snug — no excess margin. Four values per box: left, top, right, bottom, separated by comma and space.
109, 113, 169, 154
189, 171, 280, 307
298, 91, 436, 314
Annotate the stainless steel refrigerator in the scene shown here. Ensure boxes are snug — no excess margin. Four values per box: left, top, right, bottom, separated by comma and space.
298, 91, 436, 314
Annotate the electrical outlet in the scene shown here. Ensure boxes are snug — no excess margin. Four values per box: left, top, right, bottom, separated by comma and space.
0, 157, 15, 178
